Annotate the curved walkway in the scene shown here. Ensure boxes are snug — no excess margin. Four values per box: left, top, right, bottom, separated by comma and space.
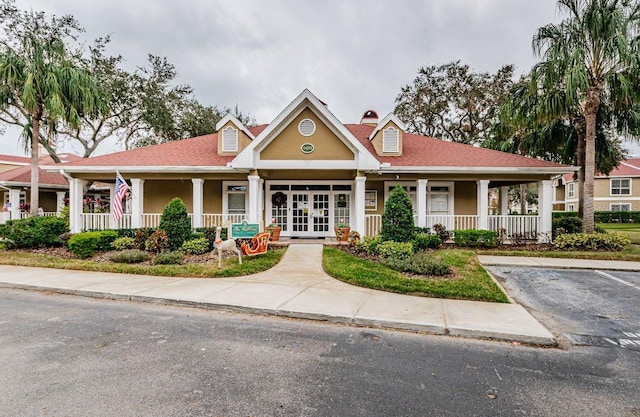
0, 244, 554, 345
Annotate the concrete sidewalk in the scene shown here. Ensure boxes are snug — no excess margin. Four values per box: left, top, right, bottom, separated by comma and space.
0, 244, 555, 345
478, 255, 640, 271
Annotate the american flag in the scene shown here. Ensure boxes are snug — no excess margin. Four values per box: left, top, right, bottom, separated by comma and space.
112, 172, 130, 221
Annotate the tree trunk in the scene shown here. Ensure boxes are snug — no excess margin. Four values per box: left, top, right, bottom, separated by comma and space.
582, 90, 600, 233
575, 117, 586, 219
520, 184, 527, 214
29, 115, 40, 217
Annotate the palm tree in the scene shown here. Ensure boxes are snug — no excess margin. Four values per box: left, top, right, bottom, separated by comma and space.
532, 0, 640, 232
0, 32, 106, 216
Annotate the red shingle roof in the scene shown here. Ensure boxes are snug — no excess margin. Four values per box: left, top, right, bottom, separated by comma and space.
0, 154, 82, 186
0, 154, 29, 165
60, 123, 569, 170
601, 158, 640, 177
346, 124, 567, 168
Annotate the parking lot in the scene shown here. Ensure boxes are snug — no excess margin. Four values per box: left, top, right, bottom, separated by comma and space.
486, 266, 640, 350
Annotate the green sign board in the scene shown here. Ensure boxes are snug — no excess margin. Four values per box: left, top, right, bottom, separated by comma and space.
230, 220, 260, 238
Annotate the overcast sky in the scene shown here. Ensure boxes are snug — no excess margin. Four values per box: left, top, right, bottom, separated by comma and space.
2, 0, 639, 157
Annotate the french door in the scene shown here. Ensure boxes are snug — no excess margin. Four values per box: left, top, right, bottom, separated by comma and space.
291, 192, 330, 237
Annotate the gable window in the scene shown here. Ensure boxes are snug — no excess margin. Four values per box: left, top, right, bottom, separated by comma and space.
221, 126, 238, 152
611, 178, 631, 195
567, 182, 575, 198
611, 203, 631, 211
382, 127, 399, 153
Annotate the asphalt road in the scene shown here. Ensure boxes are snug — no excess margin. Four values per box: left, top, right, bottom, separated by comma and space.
1, 289, 639, 417
487, 266, 640, 351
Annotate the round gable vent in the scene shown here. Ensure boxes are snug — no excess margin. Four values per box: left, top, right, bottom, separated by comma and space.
298, 119, 316, 136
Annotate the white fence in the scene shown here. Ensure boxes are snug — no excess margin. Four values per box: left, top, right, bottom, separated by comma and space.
80, 213, 246, 231
365, 214, 540, 239
488, 215, 540, 239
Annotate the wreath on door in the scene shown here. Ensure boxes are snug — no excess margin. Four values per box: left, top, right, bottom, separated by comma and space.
272, 192, 287, 207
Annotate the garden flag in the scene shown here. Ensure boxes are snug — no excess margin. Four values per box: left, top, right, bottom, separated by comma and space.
112, 171, 130, 221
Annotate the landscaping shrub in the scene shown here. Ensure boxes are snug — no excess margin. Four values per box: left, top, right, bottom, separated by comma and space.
0, 216, 68, 248
412, 233, 442, 251
158, 198, 192, 250
108, 249, 149, 263
181, 237, 210, 255
381, 185, 415, 243
112, 237, 136, 251
116, 228, 138, 238
134, 228, 154, 250
453, 230, 498, 248
58, 206, 70, 229
145, 230, 170, 253
96, 230, 118, 251
377, 241, 414, 260
552, 211, 579, 219
355, 235, 383, 255
348, 230, 361, 247
381, 251, 451, 276
68, 232, 101, 258
552, 216, 583, 238
153, 250, 183, 265
432, 223, 451, 244
414, 226, 430, 234
553, 232, 631, 251
194, 227, 227, 250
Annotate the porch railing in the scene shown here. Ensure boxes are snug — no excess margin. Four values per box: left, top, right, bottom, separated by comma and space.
488, 215, 540, 239
80, 213, 247, 231
364, 214, 541, 238
82, 213, 131, 230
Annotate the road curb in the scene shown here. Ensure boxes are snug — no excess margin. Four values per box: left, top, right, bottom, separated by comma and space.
0, 281, 557, 346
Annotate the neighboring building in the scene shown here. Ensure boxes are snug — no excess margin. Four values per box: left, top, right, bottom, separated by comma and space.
48, 90, 575, 239
554, 158, 640, 212
0, 153, 83, 222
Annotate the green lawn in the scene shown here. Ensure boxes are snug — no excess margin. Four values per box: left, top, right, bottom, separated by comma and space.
0, 248, 286, 278
598, 223, 640, 244
322, 247, 509, 303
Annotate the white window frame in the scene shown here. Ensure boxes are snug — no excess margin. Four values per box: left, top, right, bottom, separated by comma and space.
567, 182, 575, 198
221, 126, 239, 153
567, 204, 575, 212
384, 181, 417, 213
382, 127, 399, 153
365, 190, 377, 211
222, 181, 248, 215
3, 191, 26, 207
610, 178, 631, 196
427, 181, 455, 216
611, 203, 631, 211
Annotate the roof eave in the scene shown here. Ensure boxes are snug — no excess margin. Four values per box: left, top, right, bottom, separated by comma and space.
371, 166, 578, 175
43, 166, 248, 174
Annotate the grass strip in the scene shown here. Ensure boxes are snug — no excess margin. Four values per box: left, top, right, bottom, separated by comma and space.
322, 247, 509, 303
0, 248, 286, 278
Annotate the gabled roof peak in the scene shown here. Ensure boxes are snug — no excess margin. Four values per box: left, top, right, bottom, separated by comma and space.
368, 113, 406, 141
216, 114, 255, 140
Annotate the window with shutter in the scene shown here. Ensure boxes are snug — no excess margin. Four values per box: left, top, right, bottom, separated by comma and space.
382, 127, 399, 153
221, 126, 238, 152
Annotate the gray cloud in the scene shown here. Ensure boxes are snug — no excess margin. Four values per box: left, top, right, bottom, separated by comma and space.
3, 0, 638, 156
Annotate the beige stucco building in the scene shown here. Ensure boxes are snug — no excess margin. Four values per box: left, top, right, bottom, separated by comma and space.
48, 90, 575, 239
554, 158, 640, 212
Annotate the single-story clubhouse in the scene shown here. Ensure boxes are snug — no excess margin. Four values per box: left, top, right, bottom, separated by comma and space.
47, 89, 576, 239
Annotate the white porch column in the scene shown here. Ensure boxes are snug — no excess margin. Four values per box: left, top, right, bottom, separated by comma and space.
248, 175, 261, 224
131, 178, 145, 229
107, 184, 117, 229
477, 180, 490, 230
56, 191, 66, 215
500, 186, 509, 216
354, 176, 366, 235
69, 178, 84, 233
192, 178, 204, 228
8, 189, 21, 221
538, 180, 553, 241
416, 179, 428, 228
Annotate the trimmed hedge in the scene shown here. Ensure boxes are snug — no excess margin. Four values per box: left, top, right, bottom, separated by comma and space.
181, 237, 210, 255
553, 211, 640, 223
112, 237, 136, 251
158, 198, 191, 250
412, 233, 442, 251
453, 230, 498, 248
0, 216, 68, 248
68, 230, 118, 258
377, 241, 414, 260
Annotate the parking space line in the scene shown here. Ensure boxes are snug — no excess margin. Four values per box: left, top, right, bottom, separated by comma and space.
595, 270, 640, 292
